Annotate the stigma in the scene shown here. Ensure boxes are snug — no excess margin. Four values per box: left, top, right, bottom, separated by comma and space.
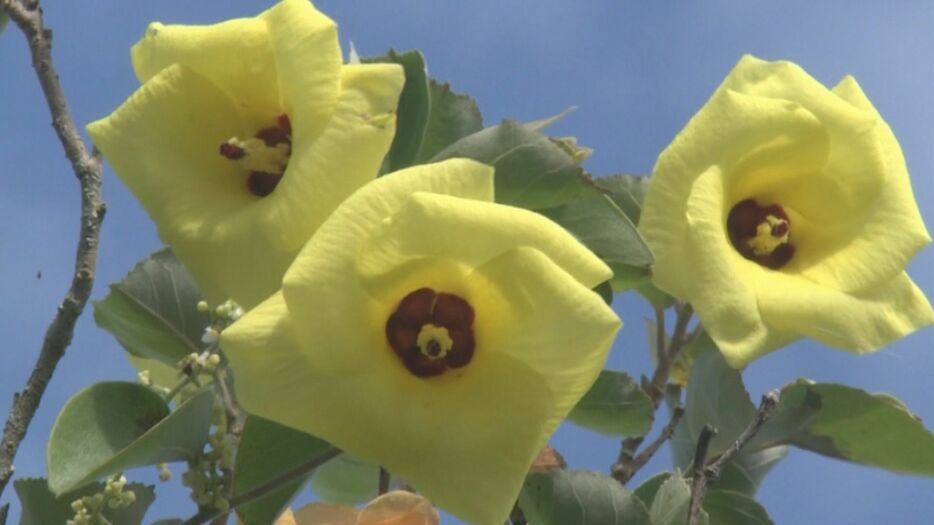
219, 114, 292, 197
726, 199, 795, 269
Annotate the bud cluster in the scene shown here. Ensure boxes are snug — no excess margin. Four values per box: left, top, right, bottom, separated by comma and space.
67, 475, 137, 525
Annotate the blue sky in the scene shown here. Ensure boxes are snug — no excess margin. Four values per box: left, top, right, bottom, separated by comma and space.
2, 1, 933, 523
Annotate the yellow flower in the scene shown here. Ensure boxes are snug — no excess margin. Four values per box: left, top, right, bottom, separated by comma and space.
639, 55, 934, 368
269, 491, 439, 525
222, 159, 621, 524
87, 0, 404, 309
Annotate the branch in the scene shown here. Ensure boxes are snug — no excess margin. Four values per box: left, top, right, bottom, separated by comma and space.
612, 304, 693, 484
686, 391, 780, 525
181, 448, 341, 525
612, 405, 684, 484
0, 0, 105, 507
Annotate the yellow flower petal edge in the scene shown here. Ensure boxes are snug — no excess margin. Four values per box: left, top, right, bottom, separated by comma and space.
639, 55, 934, 367
222, 159, 621, 525
289, 491, 439, 525
88, 0, 404, 308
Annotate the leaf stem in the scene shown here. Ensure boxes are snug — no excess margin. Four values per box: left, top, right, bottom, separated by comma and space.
0, 0, 106, 511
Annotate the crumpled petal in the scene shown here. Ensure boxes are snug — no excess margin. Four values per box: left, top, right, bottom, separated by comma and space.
89, 1, 403, 308
281, 159, 495, 370
224, 159, 620, 524
639, 54, 933, 367
131, 18, 282, 122
356, 191, 611, 292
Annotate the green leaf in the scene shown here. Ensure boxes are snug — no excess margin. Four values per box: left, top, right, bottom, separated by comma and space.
234, 416, 335, 525
648, 471, 707, 525
567, 370, 654, 437
672, 339, 757, 466
93, 248, 209, 365
309, 454, 379, 505
785, 382, 934, 475
520, 470, 651, 525
538, 193, 654, 271
595, 174, 651, 225
703, 490, 774, 525
432, 119, 595, 210
670, 339, 803, 496
416, 79, 483, 162
632, 471, 670, 508
715, 445, 788, 496
15, 478, 155, 525
364, 49, 430, 173
48, 383, 213, 494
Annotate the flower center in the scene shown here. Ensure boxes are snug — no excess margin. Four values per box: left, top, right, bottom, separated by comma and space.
416, 324, 453, 360
219, 114, 292, 197
726, 198, 795, 269
385, 287, 475, 378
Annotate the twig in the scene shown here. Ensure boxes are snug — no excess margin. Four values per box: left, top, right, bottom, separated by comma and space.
181, 448, 341, 525
613, 304, 693, 484
646, 303, 693, 406
612, 406, 684, 483
686, 391, 780, 525
0, 0, 106, 507
212, 370, 241, 436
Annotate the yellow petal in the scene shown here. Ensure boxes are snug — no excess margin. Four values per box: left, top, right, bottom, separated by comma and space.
227, 160, 620, 524
681, 166, 799, 367
261, 0, 342, 142
282, 159, 495, 353
356, 191, 612, 294
90, 61, 402, 309
86, 65, 253, 303
293, 502, 358, 525
222, 292, 551, 525
757, 270, 934, 352
357, 491, 440, 525
640, 73, 829, 299
259, 63, 404, 262
466, 247, 620, 429
131, 17, 281, 122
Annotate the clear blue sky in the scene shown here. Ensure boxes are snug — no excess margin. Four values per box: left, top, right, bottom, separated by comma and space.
2, 1, 933, 523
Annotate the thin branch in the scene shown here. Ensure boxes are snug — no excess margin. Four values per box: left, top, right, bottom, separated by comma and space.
686, 391, 780, 525
612, 405, 684, 484
646, 303, 693, 407
613, 304, 693, 485
0, 0, 106, 507
181, 448, 341, 525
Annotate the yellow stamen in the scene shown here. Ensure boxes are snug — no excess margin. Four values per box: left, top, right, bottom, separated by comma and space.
747, 214, 789, 256
224, 137, 290, 174
416, 324, 453, 360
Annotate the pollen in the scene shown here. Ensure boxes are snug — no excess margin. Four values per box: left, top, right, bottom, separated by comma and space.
218, 114, 292, 197
726, 199, 795, 269
748, 214, 790, 256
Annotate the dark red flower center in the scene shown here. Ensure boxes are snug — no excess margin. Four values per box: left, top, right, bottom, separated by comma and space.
385, 287, 476, 378
726, 198, 794, 269
218, 114, 292, 197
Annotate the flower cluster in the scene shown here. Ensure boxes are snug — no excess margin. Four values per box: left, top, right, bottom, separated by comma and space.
90, 0, 934, 523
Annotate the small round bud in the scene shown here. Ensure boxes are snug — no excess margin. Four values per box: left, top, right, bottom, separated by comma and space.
196, 300, 210, 312
201, 327, 219, 345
